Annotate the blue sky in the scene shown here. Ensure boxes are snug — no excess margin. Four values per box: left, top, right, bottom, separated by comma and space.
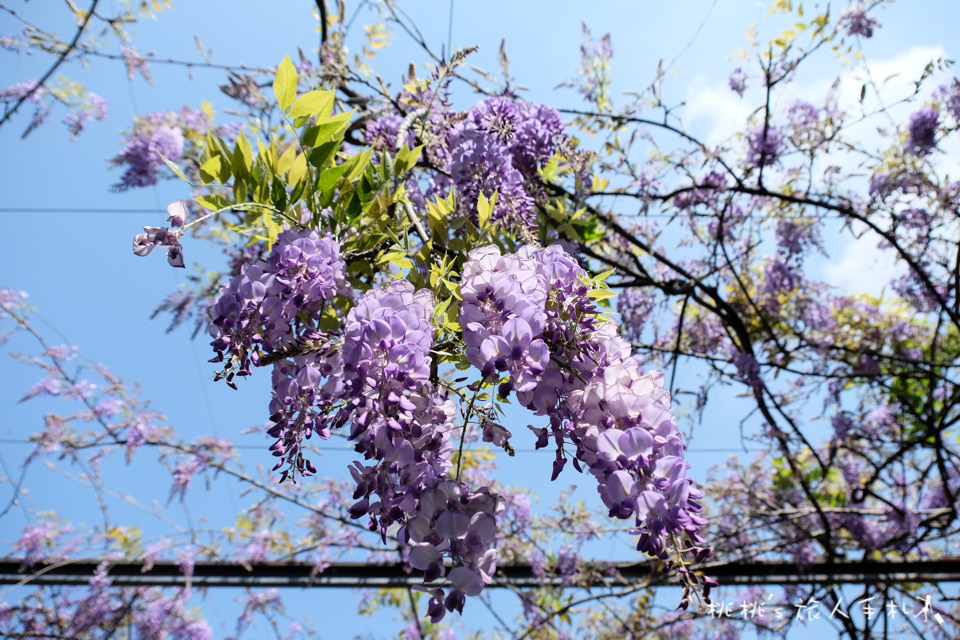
3, 1, 960, 637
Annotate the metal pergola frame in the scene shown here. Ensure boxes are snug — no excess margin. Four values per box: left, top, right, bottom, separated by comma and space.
4, 558, 960, 589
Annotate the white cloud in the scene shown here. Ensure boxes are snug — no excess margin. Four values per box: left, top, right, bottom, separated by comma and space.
681, 46, 956, 297
683, 45, 949, 152
839, 46, 947, 113
683, 76, 753, 145
820, 228, 906, 296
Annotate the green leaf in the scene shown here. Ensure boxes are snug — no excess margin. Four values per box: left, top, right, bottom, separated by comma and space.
258, 139, 279, 172
271, 176, 288, 211
434, 296, 453, 319
341, 149, 372, 181
444, 300, 461, 331
440, 278, 462, 300
288, 152, 308, 186
539, 155, 559, 182
289, 89, 335, 120
593, 267, 616, 283
477, 191, 497, 231
158, 152, 192, 185
316, 161, 351, 193
199, 155, 226, 184
302, 110, 355, 146
289, 179, 306, 205
277, 145, 297, 175
348, 259, 375, 276
587, 288, 618, 300
394, 144, 423, 175
194, 194, 232, 211
234, 179, 247, 203
232, 131, 254, 176
272, 54, 297, 112
426, 199, 449, 240
307, 140, 342, 171
377, 251, 414, 270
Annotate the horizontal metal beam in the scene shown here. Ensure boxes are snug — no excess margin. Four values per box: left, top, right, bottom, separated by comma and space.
3, 558, 960, 589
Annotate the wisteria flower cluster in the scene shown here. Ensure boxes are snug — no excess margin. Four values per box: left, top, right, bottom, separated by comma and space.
210, 266, 504, 617
838, 2, 881, 38
905, 106, 939, 156
572, 23, 614, 107
199, 229, 712, 619
459, 245, 711, 584
110, 107, 214, 191
445, 98, 564, 232
208, 227, 349, 388
366, 94, 565, 234
729, 68, 747, 96
0, 78, 108, 139
746, 124, 785, 168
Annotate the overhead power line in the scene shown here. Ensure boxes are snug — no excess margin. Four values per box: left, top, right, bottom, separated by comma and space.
3, 559, 960, 589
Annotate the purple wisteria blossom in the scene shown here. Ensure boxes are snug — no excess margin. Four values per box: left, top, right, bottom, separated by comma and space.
208, 228, 348, 387
110, 107, 213, 190
673, 172, 728, 211
838, 2, 881, 38
574, 23, 614, 105
446, 97, 564, 232
334, 281, 503, 620
746, 124, 784, 168
208, 229, 349, 480
133, 224, 185, 268
112, 124, 185, 190
62, 92, 108, 139
936, 81, 960, 121
868, 168, 927, 200
905, 106, 939, 156
729, 68, 747, 95
364, 114, 414, 156
120, 43, 153, 83
459, 245, 710, 572
0, 288, 28, 320
776, 218, 820, 257
0, 78, 49, 132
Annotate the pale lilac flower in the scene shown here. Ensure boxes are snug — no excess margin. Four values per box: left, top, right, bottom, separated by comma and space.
747, 124, 784, 168
905, 107, 938, 156
839, 2, 881, 38
729, 68, 746, 95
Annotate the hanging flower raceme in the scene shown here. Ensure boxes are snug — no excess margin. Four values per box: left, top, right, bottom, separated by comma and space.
200, 231, 710, 619
746, 124, 784, 168
339, 282, 455, 529
111, 111, 194, 191
838, 2, 881, 38
208, 228, 348, 387
459, 244, 711, 584
206, 228, 350, 480
905, 106, 939, 156
446, 97, 564, 232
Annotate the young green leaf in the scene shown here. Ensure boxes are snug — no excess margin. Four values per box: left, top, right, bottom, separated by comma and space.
232, 131, 254, 176
288, 152, 308, 187
194, 194, 232, 211
158, 152, 192, 185
199, 155, 226, 185
587, 288, 618, 301
272, 54, 297, 112
477, 190, 497, 231
289, 89, 335, 120
277, 145, 297, 175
